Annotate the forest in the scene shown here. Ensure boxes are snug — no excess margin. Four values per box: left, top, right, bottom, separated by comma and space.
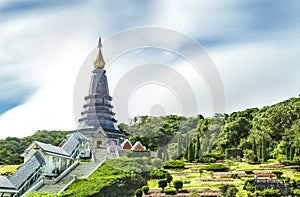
0, 96, 299, 166
120, 96, 300, 164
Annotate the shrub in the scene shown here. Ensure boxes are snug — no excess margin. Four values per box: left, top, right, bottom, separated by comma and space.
203, 164, 229, 172
202, 152, 225, 160
173, 180, 183, 192
163, 188, 177, 195
272, 170, 283, 178
166, 173, 173, 186
142, 186, 149, 195
244, 170, 253, 174
150, 169, 169, 179
197, 157, 216, 163
293, 156, 300, 165
151, 158, 162, 168
225, 148, 243, 158
293, 189, 300, 197
158, 179, 167, 191
219, 184, 238, 197
261, 188, 281, 197
163, 160, 185, 169
125, 150, 151, 158
231, 173, 240, 179
135, 189, 143, 197
280, 159, 293, 166
243, 178, 254, 190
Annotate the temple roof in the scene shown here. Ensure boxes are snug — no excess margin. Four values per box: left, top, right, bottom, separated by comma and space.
0, 176, 15, 190
9, 152, 45, 189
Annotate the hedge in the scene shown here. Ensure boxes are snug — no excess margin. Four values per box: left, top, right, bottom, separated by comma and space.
225, 148, 243, 158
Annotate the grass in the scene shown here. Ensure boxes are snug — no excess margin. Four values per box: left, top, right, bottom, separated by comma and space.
148, 160, 300, 196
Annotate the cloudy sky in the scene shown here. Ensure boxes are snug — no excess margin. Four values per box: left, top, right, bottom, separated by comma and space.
0, 0, 299, 139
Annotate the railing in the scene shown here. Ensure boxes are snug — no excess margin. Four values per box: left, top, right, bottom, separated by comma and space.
44, 160, 79, 185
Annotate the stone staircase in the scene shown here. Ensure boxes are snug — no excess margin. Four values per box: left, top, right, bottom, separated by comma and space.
37, 148, 115, 194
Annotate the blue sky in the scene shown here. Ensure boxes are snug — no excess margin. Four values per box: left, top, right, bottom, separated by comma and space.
0, 0, 300, 139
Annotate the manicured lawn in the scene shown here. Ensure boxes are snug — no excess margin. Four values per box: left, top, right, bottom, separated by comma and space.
148, 161, 300, 196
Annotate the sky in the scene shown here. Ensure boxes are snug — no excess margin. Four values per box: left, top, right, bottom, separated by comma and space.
0, 0, 299, 139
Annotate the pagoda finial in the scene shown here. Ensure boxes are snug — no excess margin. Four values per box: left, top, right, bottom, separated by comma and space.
94, 37, 105, 69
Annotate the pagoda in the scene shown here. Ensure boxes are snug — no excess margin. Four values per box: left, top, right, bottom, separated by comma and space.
78, 38, 127, 148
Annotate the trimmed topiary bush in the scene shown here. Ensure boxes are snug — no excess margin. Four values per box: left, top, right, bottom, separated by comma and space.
173, 180, 183, 192
204, 164, 229, 172
272, 170, 283, 178
244, 170, 253, 174
150, 169, 169, 179
163, 160, 185, 169
158, 179, 168, 191
163, 188, 177, 195
225, 148, 243, 158
135, 189, 143, 197
142, 186, 149, 195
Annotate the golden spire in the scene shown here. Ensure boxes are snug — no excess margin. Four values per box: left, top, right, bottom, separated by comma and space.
94, 37, 105, 69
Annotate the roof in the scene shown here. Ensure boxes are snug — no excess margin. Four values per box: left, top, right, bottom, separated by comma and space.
62, 133, 81, 155
131, 141, 146, 150
121, 139, 132, 149
0, 176, 15, 189
35, 141, 69, 157
9, 152, 45, 189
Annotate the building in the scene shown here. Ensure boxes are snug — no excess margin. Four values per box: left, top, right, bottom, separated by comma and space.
77, 37, 127, 159
0, 38, 127, 197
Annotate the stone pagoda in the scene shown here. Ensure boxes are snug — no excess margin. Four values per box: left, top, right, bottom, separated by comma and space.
78, 38, 127, 149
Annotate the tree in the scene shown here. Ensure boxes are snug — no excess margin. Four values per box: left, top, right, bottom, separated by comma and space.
253, 138, 257, 157
158, 179, 167, 191
163, 148, 169, 161
187, 139, 195, 162
142, 186, 149, 195
177, 134, 183, 159
194, 133, 201, 160
244, 149, 255, 163
157, 147, 163, 159
135, 189, 143, 197
173, 180, 183, 192
166, 173, 173, 186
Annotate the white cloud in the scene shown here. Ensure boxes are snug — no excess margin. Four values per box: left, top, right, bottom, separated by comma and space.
0, 0, 299, 139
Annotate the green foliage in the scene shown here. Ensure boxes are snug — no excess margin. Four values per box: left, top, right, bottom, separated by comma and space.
61, 158, 150, 197
197, 157, 216, 163
166, 173, 173, 186
151, 158, 162, 168
225, 148, 243, 158
244, 170, 253, 174
158, 179, 167, 191
135, 189, 143, 197
272, 170, 283, 178
203, 164, 229, 172
124, 150, 151, 158
150, 169, 169, 179
202, 152, 224, 160
219, 184, 238, 197
162, 160, 185, 169
173, 180, 183, 192
163, 188, 177, 195
0, 130, 73, 165
293, 189, 300, 197
261, 188, 281, 197
142, 186, 149, 195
